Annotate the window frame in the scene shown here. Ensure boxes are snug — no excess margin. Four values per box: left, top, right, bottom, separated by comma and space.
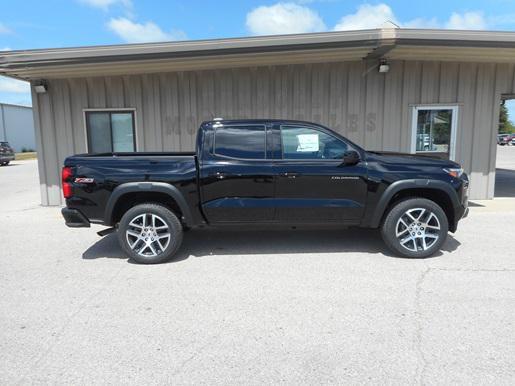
410, 105, 459, 161
278, 124, 350, 162
212, 123, 269, 161
83, 108, 137, 153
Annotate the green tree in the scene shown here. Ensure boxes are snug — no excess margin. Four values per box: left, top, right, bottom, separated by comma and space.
499, 103, 515, 134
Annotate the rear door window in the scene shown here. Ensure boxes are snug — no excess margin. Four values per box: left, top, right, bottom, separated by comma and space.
214, 125, 266, 159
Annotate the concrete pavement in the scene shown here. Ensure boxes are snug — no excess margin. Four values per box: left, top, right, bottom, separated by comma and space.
0, 159, 514, 384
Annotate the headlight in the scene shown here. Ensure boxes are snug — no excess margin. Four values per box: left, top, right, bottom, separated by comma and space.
443, 168, 463, 178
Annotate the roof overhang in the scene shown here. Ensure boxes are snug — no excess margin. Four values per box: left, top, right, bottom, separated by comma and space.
2, 28, 515, 80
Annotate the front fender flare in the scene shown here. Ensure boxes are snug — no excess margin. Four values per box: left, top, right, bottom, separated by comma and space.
366, 179, 461, 229
104, 182, 193, 227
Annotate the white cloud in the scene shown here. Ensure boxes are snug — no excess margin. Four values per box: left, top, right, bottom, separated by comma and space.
0, 47, 12, 51
246, 2, 326, 35
332, 3, 487, 31
0, 76, 30, 93
334, 3, 397, 31
79, 0, 132, 11
445, 11, 487, 30
403, 17, 440, 29
0, 23, 11, 34
107, 17, 186, 43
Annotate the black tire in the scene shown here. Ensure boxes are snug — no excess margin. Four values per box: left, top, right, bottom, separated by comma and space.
117, 203, 183, 264
381, 198, 449, 258
4, 161, 9, 166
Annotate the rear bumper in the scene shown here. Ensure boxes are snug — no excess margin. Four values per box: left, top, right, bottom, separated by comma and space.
62, 208, 90, 228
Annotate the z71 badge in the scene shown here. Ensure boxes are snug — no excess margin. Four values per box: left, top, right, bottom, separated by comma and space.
74, 177, 94, 184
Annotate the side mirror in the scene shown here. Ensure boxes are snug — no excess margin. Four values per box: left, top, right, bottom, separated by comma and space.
342, 150, 360, 165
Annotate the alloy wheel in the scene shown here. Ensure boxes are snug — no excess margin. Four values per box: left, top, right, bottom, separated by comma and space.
125, 213, 171, 257
395, 208, 441, 252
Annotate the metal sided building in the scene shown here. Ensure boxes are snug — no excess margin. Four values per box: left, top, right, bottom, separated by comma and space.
1, 27, 515, 205
0, 102, 35, 152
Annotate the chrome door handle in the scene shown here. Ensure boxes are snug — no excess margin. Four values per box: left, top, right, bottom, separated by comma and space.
281, 172, 299, 178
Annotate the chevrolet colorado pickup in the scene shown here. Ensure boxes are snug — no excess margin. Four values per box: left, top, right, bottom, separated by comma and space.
62, 119, 469, 263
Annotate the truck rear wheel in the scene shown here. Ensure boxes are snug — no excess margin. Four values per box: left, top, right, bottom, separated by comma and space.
381, 198, 448, 258
117, 203, 183, 264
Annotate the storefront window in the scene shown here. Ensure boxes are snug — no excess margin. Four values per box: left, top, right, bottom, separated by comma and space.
412, 106, 458, 160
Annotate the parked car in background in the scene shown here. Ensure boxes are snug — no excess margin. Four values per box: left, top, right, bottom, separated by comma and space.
416, 133, 436, 151
497, 134, 514, 145
0, 141, 15, 165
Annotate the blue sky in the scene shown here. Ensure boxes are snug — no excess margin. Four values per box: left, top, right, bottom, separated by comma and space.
1, 0, 515, 120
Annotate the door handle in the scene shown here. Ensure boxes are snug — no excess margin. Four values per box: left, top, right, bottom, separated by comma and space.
213, 172, 228, 179
280, 172, 300, 179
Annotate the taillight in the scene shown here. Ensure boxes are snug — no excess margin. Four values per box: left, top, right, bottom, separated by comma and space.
62, 166, 73, 199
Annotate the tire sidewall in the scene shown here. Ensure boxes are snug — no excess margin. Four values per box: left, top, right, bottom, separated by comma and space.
117, 203, 183, 264
381, 198, 449, 258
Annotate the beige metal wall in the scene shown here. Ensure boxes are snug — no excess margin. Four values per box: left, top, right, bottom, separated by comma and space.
32, 60, 515, 205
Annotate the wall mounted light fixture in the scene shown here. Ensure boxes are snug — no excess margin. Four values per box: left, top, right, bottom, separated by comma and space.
378, 59, 390, 73
34, 81, 48, 93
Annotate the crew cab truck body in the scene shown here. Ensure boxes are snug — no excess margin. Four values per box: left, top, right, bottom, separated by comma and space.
62, 119, 469, 263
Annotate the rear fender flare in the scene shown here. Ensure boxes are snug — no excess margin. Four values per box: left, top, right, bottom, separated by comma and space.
368, 179, 460, 228
104, 182, 193, 226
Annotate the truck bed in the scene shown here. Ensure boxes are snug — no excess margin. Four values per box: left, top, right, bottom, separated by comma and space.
63, 152, 200, 223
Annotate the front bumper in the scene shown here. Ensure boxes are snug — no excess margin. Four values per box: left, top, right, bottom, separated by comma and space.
461, 178, 469, 219
0, 154, 15, 162
62, 208, 90, 228
448, 175, 469, 232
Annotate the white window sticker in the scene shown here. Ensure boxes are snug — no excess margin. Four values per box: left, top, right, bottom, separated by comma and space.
296, 134, 319, 152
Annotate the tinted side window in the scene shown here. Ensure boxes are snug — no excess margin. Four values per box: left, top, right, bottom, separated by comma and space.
214, 125, 266, 159
281, 126, 348, 159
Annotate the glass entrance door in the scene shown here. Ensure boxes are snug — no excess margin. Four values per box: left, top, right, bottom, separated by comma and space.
411, 106, 458, 160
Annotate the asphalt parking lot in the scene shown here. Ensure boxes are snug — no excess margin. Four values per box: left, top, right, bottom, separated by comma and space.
1, 152, 515, 384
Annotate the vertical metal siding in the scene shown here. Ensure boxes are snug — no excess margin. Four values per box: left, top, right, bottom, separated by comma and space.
472, 64, 497, 199
31, 87, 49, 206
0, 103, 36, 152
382, 60, 404, 151
33, 60, 515, 205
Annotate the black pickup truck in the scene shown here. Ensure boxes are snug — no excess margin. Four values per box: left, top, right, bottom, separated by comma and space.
62, 119, 469, 263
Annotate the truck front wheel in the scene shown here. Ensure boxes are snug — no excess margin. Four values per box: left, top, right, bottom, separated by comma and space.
117, 203, 183, 264
381, 198, 449, 258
